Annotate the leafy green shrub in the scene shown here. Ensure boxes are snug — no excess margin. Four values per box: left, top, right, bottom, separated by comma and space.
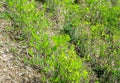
6, 0, 49, 41
51, 35, 89, 82
25, 34, 89, 82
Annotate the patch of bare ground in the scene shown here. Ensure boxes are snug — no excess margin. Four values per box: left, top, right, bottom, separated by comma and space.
0, 1, 41, 83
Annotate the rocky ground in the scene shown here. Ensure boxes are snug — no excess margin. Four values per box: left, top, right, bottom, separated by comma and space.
0, 1, 41, 83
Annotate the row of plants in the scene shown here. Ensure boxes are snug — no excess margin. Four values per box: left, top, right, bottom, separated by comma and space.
58, 0, 120, 82
43, 0, 120, 82
6, 0, 89, 82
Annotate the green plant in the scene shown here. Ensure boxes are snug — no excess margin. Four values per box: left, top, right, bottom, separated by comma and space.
25, 34, 89, 82
51, 35, 89, 82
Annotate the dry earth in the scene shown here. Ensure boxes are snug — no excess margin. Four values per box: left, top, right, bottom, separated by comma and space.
0, 1, 41, 83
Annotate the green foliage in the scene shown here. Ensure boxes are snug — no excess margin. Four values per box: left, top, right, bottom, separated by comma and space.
50, 35, 88, 82
6, 0, 89, 82
60, 0, 120, 82
6, 0, 50, 42
5, 0, 120, 82
26, 34, 89, 82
